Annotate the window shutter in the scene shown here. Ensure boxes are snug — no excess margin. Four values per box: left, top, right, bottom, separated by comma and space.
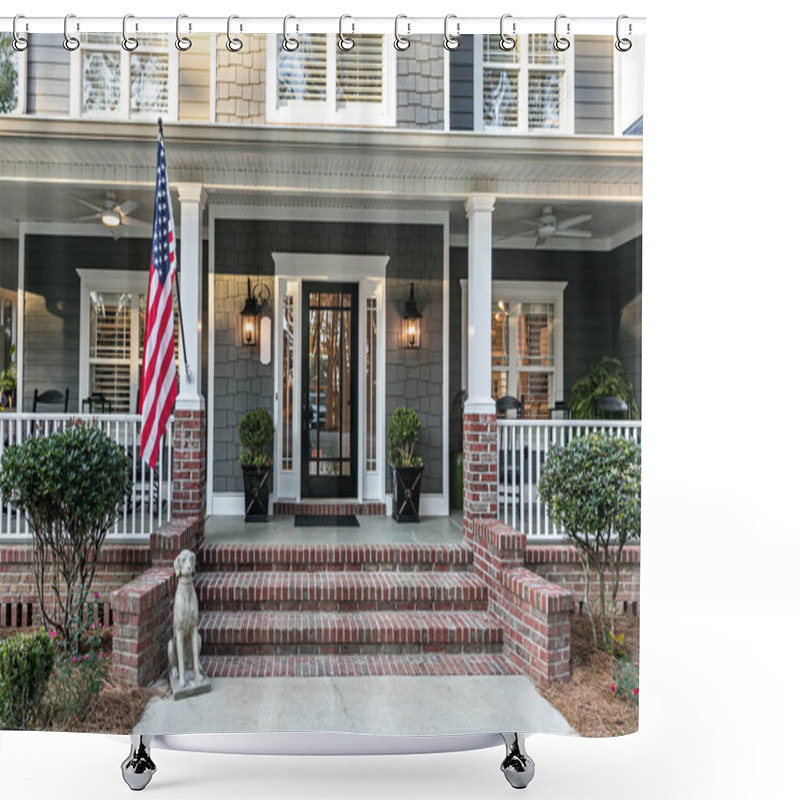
278, 33, 327, 104
336, 35, 384, 105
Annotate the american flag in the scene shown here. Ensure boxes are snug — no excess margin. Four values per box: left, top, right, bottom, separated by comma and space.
140, 121, 178, 468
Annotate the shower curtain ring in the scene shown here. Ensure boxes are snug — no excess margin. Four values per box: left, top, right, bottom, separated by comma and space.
226, 15, 243, 52
12, 15, 28, 52
175, 14, 192, 51
63, 14, 80, 51
443, 14, 460, 51
615, 15, 633, 52
499, 14, 516, 51
282, 15, 299, 52
553, 14, 570, 52
338, 15, 355, 51
394, 15, 411, 51
122, 15, 139, 52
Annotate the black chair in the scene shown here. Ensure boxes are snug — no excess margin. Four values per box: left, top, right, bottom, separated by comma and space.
549, 400, 572, 420
82, 392, 108, 414
32, 388, 69, 413
591, 395, 632, 420
495, 394, 525, 419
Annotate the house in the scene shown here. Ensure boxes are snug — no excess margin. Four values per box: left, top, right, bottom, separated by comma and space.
0, 29, 642, 689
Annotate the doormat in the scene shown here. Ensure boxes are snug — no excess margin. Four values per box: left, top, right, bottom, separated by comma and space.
294, 514, 360, 528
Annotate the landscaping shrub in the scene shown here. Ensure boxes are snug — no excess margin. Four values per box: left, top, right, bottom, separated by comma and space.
0, 629, 56, 729
612, 659, 639, 706
569, 357, 639, 420
538, 433, 641, 649
238, 409, 274, 468
0, 425, 131, 654
388, 407, 422, 467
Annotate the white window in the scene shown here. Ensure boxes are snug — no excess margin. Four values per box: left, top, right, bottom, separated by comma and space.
266, 34, 395, 126
78, 270, 179, 413
477, 34, 573, 133
0, 32, 27, 115
71, 33, 177, 119
461, 280, 566, 419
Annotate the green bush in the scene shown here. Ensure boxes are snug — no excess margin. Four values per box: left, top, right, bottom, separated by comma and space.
569, 357, 639, 420
0, 425, 131, 653
538, 433, 641, 649
388, 407, 422, 467
238, 409, 274, 468
0, 629, 56, 729
40, 648, 107, 730
612, 658, 639, 705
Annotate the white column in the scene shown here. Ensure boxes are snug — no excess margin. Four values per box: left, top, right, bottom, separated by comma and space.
464, 193, 496, 415
175, 183, 206, 410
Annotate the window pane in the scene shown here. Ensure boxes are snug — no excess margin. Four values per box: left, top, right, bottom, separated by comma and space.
517, 302, 555, 367
278, 33, 327, 104
282, 295, 294, 471
483, 34, 520, 64
336, 35, 384, 105
131, 36, 169, 117
89, 292, 131, 413
0, 34, 20, 114
528, 71, 563, 130
483, 68, 518, 129
83, 50, 121, 113
491, 302, 509, 366
365, 297, 377, 471
529, 34, 566, 66
491, 371, 508, 400
518, 372, 552, 420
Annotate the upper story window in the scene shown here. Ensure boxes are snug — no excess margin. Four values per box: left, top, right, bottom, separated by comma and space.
478, 34, 573, 134
267, 34, 395, 126
73, 33, 177, 119
0, 32, 26, 114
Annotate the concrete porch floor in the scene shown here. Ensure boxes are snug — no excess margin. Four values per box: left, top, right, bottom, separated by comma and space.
203, 512, 466, 545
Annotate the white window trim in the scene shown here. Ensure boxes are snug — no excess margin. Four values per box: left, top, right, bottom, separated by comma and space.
265, 34, 396, 127
460, 278, 566, 406
70, 37, 178, 120
473, 34, 574, 135
77, 269, 149, 413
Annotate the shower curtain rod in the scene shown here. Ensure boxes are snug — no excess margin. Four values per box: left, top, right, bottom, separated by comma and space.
1, 15, 645, 37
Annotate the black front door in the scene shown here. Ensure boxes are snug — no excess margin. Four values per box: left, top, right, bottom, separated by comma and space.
301, 282, 359, 498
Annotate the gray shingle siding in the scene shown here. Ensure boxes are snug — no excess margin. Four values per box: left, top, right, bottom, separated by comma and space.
396, 36, 446, 130
26, 35, 71, 116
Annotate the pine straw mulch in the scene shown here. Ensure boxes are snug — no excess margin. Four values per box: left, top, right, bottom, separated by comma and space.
539, 612, 639, 738
0, 626, 164, 734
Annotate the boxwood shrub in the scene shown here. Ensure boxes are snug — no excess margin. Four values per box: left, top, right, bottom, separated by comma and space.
0, 629, 55, 729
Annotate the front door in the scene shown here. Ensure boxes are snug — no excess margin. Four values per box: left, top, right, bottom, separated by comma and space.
301, 282, 359, 498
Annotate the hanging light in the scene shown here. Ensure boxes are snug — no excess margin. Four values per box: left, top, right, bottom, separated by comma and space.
403, 282, 422, 350
240, 278, 273, 364
240, 278, 260, 348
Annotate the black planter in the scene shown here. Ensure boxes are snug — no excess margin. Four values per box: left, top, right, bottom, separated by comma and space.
242, 465, 272, 522
390, 464, 424, 523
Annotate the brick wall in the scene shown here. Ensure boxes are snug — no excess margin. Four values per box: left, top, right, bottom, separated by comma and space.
173, 409, 207, 518
462, 412, 497, 542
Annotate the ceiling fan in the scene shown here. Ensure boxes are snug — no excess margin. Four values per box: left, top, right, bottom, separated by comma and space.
71, 191, 150, 239
500, 206, 593, 247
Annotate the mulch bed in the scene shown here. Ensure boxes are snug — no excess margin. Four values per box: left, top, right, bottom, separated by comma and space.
539, 612, 640, 738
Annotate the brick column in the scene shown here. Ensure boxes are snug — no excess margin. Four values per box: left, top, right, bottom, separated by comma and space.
172, 408, 206, 519
462, 412, 498, 544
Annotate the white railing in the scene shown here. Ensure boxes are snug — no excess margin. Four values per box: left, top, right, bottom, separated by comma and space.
0, 413, 173, 539
497, 419, 642, 540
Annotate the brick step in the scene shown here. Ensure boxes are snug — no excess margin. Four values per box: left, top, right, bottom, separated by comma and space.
195, 571, 488, 612
198, 610, 504, 656
202, 653, 519, 679
272, 500, 386, 517
197, 543, 472, 573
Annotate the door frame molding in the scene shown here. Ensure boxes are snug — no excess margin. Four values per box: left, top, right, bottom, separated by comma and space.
273, 252, 389, 503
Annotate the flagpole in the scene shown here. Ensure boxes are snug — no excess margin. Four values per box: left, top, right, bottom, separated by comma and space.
158, 117, 193, 385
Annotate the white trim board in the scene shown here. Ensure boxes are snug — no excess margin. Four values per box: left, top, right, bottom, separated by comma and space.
272, 253, 389, 281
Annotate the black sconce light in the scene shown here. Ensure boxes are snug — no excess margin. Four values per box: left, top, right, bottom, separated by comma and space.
403, 282, 422, 350
240, 278, 272, 364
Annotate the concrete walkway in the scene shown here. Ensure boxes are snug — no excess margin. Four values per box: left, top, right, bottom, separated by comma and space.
134, 675, 576, 737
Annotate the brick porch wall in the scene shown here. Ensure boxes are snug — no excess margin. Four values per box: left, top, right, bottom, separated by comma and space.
173, 408, 207, 519
462, 413, 497, 544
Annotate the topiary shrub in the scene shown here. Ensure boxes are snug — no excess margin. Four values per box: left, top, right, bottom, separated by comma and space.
388, 407, 422, 467
569, 357, 639, 420
0, 425, 131, 654
238, 409, 274, 469
0, 629, 56, 729
538, 433, 641, 650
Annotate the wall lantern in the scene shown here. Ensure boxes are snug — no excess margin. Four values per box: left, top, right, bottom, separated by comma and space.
403, 282, 422, 350
240, 278, 272, 365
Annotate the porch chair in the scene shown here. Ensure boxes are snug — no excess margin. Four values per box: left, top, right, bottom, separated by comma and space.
81, 392, 109, 414
495, 394, 525, 419
549, 400, 572, 420
591, 395, 632, 420
32, 388, 69, 413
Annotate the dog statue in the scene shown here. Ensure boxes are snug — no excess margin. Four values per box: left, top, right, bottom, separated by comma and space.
167, 549, 210, 699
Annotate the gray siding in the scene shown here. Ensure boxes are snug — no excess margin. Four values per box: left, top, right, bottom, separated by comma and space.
0, 239, 18, 291
396, 36, 445, 130
449, 35, 474, 131
213, 220, 445, 497
26, 35, 70, 116
179, 34, 211, 121
22, 235, 208, 412
611, 236, 642, 410
574, 35, 614, 135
